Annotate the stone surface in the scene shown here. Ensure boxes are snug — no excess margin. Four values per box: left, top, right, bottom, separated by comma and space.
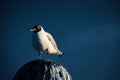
13, 59, 72, 80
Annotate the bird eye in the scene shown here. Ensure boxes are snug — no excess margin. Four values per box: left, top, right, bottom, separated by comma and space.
32, 25, 41, 32
37, 26, 41, 31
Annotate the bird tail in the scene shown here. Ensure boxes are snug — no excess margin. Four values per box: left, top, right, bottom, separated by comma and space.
57, 50, 64, 57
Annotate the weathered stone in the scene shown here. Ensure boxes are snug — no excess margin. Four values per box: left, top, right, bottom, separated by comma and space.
13, 59, 72, 80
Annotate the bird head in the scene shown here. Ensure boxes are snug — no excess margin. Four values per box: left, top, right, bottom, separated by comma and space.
30, 25, 43, 32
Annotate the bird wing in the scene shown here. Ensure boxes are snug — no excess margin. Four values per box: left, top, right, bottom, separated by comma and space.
46, 32, 58, 50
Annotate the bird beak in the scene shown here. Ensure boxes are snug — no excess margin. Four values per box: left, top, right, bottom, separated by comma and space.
30, 28, 36, 32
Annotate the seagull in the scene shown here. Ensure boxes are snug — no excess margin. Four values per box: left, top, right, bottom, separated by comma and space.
30, 25, 64, 58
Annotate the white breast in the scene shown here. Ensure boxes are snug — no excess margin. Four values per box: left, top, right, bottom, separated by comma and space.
32, 33, 42, 52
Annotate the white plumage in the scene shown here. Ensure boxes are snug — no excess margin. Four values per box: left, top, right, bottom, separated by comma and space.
30, 25, 63, 57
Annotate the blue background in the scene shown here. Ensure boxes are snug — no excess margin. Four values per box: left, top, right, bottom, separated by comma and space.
0, 0, 120, 80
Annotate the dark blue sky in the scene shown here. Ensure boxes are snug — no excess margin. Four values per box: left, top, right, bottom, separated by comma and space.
0, 0, 120, 80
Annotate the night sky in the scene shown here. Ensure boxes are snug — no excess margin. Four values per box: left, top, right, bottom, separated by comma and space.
0, 0, 120, 80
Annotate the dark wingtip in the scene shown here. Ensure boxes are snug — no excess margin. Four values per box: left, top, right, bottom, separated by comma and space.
58, 55, 62, 57
62, 52, 65, 55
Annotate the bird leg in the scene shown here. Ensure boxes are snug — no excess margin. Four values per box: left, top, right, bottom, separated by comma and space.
38, 52, 42, 59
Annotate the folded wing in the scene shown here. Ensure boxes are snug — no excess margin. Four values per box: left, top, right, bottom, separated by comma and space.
46, 32, 58, 50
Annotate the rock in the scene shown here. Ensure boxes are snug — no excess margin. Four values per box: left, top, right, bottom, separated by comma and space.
13, 59, 72, 80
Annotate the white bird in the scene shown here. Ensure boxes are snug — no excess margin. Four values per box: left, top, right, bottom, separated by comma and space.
30, 25, 64, 58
